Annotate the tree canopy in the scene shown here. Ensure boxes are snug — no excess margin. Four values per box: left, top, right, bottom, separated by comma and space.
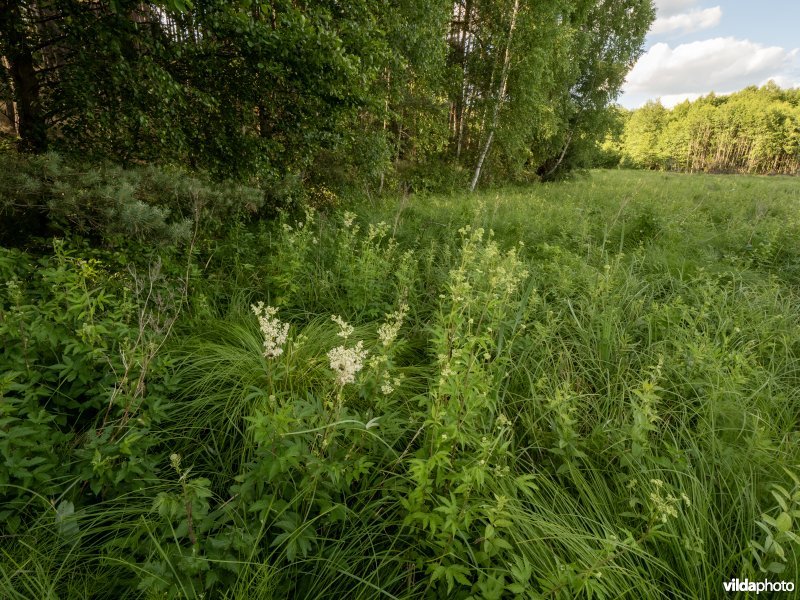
617, 84, 800, 175
1, 0, 655, 189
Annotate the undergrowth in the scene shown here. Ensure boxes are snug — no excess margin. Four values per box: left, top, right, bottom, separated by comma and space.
1, 169, 799, 598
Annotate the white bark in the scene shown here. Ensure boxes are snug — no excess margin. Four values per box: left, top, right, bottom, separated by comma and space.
470, 0, 519, 192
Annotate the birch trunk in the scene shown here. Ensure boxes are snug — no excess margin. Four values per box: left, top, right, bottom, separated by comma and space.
469, 0, 519, 192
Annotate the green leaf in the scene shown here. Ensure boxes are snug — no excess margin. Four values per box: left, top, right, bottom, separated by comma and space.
766, 562, 786, 574
775, 512, 792, 533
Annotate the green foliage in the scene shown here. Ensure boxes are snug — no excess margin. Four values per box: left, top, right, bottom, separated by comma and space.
750, 470, 800, 576
619, 84, 800, 174
0, 239, 180, 527
1, 0, 653, 188
0, 152, 263, 246
3, 168, 800, 598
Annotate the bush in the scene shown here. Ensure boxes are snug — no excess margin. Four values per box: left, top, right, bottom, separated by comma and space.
0, 240, 180, 528
0, 152, 264, 247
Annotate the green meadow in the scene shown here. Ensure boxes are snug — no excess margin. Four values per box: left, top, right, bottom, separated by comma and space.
2, 169, 799, 598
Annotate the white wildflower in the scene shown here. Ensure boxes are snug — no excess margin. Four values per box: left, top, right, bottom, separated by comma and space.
328, 340, 368, 386
331, 315, 354, 340
169, 453, 181, 473
343, 211, 357, 228
377, 302, 408, 348
368, 221, 389, 241
251, 302, 289, 358
649, 491, 679, 523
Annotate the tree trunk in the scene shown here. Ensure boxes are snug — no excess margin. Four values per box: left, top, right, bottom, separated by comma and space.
453, 0, 472, 158
7, 48, 46, 152
0, 56, 18, 133
542, 130, 573, 180
0, 0, 47, 152
470, 0, 519, 192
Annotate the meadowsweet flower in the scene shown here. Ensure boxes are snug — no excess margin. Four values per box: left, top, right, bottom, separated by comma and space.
328, 340, 368, 386
169, 453, 182, 473
343, 211, 357, 228
377, 302, 408, 348
331, 315, 354, 340
494, 464, 510, 477
649, 490, 679, 523
252, 302, 289, 358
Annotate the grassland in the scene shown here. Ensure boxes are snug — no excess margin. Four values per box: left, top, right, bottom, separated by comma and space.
2, 169, 799, 598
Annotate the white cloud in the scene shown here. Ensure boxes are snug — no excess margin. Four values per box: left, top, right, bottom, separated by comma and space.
651, 6, 722, 36
761, 72, 800, 90
623, 38, 800, 106
654, 93, 704, 108
654, 0, 699, 18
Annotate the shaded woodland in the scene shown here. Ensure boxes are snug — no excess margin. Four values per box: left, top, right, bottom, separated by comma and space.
1, 0, 654, 190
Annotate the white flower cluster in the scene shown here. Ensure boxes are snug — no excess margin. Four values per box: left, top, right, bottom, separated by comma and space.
328, 340, 368, 386
648, 479, 682, 523
495, 413, 510, 429
331, 314, 354, 339
327, 315, 367, 385
380, 373, 403, 395
251, 302, 289, 358
343, 211, 357, 228
367, 221, 390, 241
377, 302, 408, 348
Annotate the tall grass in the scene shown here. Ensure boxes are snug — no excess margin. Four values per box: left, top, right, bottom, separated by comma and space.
2, 170, 799, 598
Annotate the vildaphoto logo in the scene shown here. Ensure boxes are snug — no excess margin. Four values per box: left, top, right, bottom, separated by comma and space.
723, 578, 795, 594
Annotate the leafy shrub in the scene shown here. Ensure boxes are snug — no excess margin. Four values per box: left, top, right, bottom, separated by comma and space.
0, 240, 179, 529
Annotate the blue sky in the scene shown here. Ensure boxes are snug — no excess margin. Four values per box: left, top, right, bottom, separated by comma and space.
619, 0, 800, 108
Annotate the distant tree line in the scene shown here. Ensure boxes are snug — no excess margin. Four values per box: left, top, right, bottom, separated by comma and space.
614, 83, 800, 175
1, 0, 654, 190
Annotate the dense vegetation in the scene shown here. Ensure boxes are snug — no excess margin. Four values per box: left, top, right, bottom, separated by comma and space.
3, 1, 800, 598
1, 0, 654, 190
611, 83, 800, 175
2, 157, 799, 598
